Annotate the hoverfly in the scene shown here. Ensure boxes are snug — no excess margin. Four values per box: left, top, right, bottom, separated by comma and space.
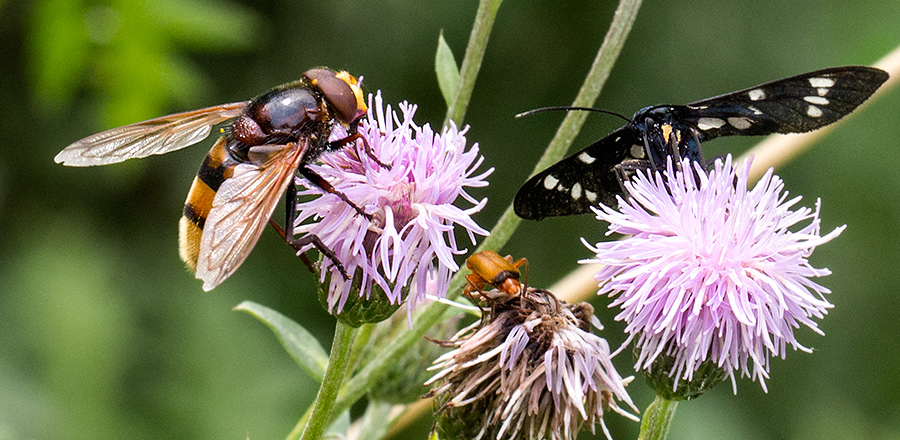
514, 65, 889, 220
56, 68, 381, 290
463, 250, 528, 303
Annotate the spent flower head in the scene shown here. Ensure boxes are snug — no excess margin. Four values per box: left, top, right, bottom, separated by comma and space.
583, 155, 843, 392
293, 92, 492, 315
426, 288, 637, 440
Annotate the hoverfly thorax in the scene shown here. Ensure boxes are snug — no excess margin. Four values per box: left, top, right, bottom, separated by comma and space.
233, 85, 324, 148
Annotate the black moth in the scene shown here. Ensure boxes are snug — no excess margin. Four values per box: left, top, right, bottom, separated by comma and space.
514, 66, 889, 220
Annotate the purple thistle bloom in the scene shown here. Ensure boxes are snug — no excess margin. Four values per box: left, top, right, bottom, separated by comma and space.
582, 155, 843, 392
293, 92, 492, 314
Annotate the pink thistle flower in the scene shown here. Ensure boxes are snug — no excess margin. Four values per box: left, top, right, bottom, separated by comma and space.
293, 92, 492, 315
582, 155, 843, 392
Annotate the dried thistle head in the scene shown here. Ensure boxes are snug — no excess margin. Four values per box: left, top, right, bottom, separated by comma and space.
426, 288, 637, 440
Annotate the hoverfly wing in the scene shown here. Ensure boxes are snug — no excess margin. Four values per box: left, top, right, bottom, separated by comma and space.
55, 102, 249, 166
682, 66, 888, 141
194, 141, 307, 291
514, 127, 642, 220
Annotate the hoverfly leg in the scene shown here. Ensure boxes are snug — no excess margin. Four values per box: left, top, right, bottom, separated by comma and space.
298, 166, 373, 221
327, 133, 392, 170
285, 178, 298, 232
266, 217, 312, 272
269, 181, 351, 280
289, 233, 351, 280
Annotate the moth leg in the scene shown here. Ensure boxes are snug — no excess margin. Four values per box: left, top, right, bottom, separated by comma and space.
683, 129, 717, 183
615, 159, 651, 197
666, 128, 683, 163
688, 129, 705, 165
641, 121, 663, 171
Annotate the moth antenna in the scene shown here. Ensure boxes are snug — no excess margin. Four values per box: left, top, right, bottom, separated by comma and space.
515, 106, 631, 123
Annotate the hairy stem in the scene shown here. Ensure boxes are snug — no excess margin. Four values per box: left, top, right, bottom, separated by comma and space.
443, 0, 504, 127
525, 0, 643, 177
287, 322, 356, 440
638, 395, 679, 440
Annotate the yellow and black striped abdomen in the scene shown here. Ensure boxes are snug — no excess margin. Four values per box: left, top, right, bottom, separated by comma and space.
179, 137, 238, 270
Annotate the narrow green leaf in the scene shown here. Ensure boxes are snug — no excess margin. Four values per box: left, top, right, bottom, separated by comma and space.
234, 301, 328, 381
435, 31, 461, 108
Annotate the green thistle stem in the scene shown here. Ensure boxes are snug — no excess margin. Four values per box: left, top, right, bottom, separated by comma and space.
289, 321, 356, 440
443, 0, 504, 127
638, 395, 679, 440
347, 323, 376, 370
285, 407, 312, 440
469, 0, 643, 265
332, 294, 454, 419
526, 0, 642, 176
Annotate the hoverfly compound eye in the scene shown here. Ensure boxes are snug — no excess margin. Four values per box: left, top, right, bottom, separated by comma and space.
304, 68, 367, 125
333, 70, 367, 120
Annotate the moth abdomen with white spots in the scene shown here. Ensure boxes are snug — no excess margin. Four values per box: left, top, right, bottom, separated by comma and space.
514, 65, 888, 220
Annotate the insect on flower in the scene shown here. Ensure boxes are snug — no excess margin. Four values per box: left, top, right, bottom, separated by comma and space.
427, 286, 637, 440
584, 155, 844, 391
55, 68, 384, 291
292, 94, 492, 314
463, 250, 527, 303
515, 65, 888, 220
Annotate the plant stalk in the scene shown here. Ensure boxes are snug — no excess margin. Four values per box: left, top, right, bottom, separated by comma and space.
638, 395, 679, 440
443, 0, 504, 127
288, 321, 356, 440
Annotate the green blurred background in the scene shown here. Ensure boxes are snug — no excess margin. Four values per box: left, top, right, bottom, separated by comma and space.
1, 1, 898, 439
